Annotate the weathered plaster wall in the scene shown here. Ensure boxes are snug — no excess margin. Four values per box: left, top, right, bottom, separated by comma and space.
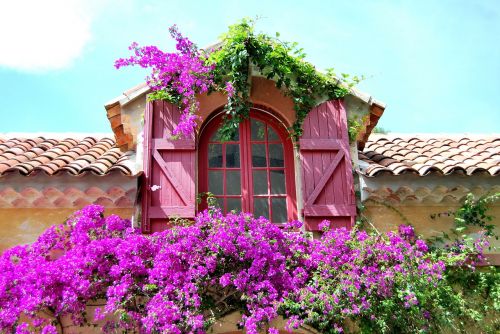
361, 173, 500, 260
364, 204, 500, 245
210, 311, 317, 334
360, 174, 500, 201
196, 76, 296, 128
0, 208, 134, 251
0, 173, 138, 252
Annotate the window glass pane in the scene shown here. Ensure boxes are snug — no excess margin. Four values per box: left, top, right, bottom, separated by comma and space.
225, 144, 240, 168
270, 170, 286, 194
208, 171, 223, 195
254, 197, 269, 219
214, 197, 224, 210
268, 126, 280, 141
251, 119, 266, 140
269, 144, 284, 167
271, 197, 287, 223
252, 144, 267, 167
208, 144, 223, 167
253, 170, 268, 195
226, 171, 241, 195
226, 198, 241, 212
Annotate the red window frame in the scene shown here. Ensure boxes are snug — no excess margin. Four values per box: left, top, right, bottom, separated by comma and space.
198, 109, 297, 223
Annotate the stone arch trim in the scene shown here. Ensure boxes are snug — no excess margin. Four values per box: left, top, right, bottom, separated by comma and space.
198, 103, 293, 140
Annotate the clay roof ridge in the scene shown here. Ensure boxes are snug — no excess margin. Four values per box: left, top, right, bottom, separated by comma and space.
0, 133, 115, 140
104, 83, 150, 109
368, 133, 500, 140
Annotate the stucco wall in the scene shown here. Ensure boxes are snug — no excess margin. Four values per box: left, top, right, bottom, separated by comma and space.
361, 172, 500, 263
0, 208, 134, 251
196, 76, 297, 128
0, 173, 138, 253
364, 203, 500, 250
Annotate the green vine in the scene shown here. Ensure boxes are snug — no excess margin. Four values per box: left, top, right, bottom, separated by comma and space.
363, 197, 412, 225
207, 18, 363, 142
430, 192, 500, 247
347, 114, 367, 142
349, 190, 500, 332
429, 192, 500, 333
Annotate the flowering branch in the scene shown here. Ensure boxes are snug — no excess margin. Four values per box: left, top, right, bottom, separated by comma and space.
1, 205, 494, 333
115, 26, 215, 137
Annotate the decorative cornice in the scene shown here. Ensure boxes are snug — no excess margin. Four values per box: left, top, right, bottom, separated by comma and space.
363, 185, 500, 205
0, 186, 136, 208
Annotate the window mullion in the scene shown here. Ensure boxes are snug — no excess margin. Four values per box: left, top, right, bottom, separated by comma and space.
265, 130, 272, 222
241, 119, 252, 213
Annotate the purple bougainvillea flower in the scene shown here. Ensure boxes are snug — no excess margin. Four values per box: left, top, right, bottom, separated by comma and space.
0, 204, 488, 333
115, 25, 213, 138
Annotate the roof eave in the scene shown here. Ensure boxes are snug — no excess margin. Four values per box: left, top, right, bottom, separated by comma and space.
104, 81, 386, 151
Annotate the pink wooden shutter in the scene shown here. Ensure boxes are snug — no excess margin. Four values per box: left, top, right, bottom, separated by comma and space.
299, 100, 356, 231
142, 100, 196, 233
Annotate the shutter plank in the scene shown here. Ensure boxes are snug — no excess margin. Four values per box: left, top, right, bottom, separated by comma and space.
299, 139, 345, 150
149, 206, 196, 218
152, 139, 195, 150
152, 150, 191, 205
141, 102, 154, 233
304, 204, 356, 217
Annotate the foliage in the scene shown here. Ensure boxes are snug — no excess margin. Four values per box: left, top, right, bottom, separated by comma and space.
347, 117, 364, 142
116, 18, 363, 142
373, 126, 389, 134
430, 192, 500, 250
207, 18, 361, 141
441, 265, 500, 333
424, 192, 500, 333
1, 204, 496, 334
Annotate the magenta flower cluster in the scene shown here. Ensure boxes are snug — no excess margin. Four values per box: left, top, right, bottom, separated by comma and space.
282, 226, 445, 332
115, 26, 214, 137
0, 206, 487, 333
0, 206, 310, 333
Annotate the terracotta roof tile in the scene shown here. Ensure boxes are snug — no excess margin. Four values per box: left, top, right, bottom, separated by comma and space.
360, 135, 500, 177
0, 136, 138, 177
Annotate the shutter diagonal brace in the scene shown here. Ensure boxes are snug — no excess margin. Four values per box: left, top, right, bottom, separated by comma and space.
304, 150, 344, 207
153, 149, 191, 206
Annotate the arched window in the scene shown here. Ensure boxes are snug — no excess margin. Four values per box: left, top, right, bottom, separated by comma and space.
199, 109, 296, 223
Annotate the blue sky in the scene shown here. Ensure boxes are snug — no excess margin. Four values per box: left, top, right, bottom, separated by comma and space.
0, 0, 498, 134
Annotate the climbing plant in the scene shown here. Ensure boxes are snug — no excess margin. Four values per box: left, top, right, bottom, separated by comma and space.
116, 18, 363, 142
428, 192, 500, 333
1, 204, 497, 333
430, 192, 500, 241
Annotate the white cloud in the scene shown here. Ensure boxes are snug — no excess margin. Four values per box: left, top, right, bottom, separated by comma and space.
0, 0, 103, 72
